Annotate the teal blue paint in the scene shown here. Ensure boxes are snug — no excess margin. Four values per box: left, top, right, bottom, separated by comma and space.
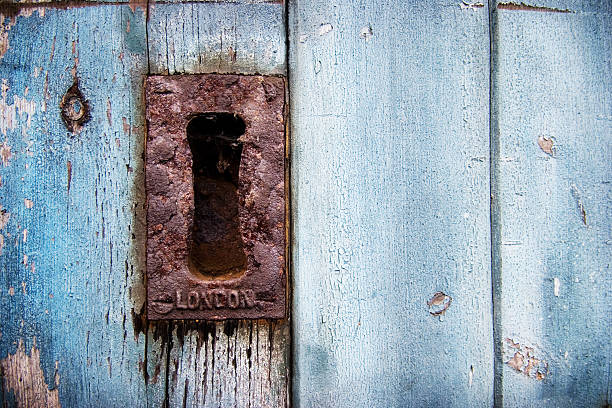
0, 6, 162, 407
1, 2, 610, 407
289, 1, 494, 406
122, 9, 147, 56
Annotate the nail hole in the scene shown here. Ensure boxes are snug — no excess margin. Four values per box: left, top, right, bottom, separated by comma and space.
186, 113, 247, 280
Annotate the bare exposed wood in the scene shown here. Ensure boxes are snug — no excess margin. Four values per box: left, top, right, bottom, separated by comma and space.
1, 339, 60, 408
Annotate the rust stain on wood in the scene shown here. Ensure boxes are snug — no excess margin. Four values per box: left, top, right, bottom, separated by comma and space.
1, 339, 61, 408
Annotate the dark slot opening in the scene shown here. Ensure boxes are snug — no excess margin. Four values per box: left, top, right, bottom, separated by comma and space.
186, 113, 247, 279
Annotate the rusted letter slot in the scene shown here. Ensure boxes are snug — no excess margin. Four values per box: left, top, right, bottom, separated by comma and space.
145, 74, 286, 320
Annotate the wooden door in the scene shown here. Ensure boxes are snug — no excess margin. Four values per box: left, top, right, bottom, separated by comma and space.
0, 1, 609, 407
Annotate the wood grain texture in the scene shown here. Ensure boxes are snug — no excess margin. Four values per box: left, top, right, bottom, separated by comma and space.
0, 6, 164, 407
289, 1, 494, 406
146, 2, 290, 407
491, 2, 612, 406
147, 2, 285, 75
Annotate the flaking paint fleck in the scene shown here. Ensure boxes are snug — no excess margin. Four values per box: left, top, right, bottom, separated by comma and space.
461, 1, 485, 9
1, 140, 14, 165
570, 184, 587, 226
0, 207, 9, 255
318, 23, 333, 36
106, 98, 112, 125
1, 79, 36, 137
0, 206, 10, 229
24, 199, 33, 209
359, 25, 373, 41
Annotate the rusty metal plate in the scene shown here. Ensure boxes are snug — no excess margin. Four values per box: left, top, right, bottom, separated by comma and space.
145, 74, 286, 320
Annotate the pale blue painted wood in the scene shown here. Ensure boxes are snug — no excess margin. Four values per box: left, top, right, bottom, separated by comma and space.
492, 1, 612, 406
289, 1, 494, 406
0, 6, 165, 407
147, 2, 286, 75
147, 3, 290, 407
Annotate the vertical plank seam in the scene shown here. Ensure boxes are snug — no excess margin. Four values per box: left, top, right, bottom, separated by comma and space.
163, 322, 173, 408
144, 2, 152, 407
488, 1, 504, 407
145, 0, 151, 74
284, 1, 292, 407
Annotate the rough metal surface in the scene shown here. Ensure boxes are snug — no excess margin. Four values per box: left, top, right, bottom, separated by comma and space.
145, 74, 286, 320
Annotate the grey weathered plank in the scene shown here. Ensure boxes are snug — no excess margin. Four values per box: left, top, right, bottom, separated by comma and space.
289, 1, 494, 406
0, 5, 165, 407
146, 2, 290, 407
491, 1, 612, 406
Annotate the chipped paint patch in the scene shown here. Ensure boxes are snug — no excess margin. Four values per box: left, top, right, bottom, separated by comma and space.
0, 9, 45, 61
0, 338, 61, 408
359, 25, 373, 41
504, 338, 548, 380
318, 23, 333, 36
461, 1, 485, 10
0, 206, 9, 256
553, 277, 560, 297
0, 79, 37, 137
537, 135, 555, 156
0, 206, 10, 229
570, 184, 587, 226
24, 198, 33, 209
497, 2, 572, 13
0, 140, 11, 165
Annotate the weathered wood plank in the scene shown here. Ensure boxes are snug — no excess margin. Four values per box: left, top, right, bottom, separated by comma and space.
147, 2, 285, 75
289, 1, 493, 406
146, 3, 290, 407
0, 6, 164, 407
491, 1, 612, 406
